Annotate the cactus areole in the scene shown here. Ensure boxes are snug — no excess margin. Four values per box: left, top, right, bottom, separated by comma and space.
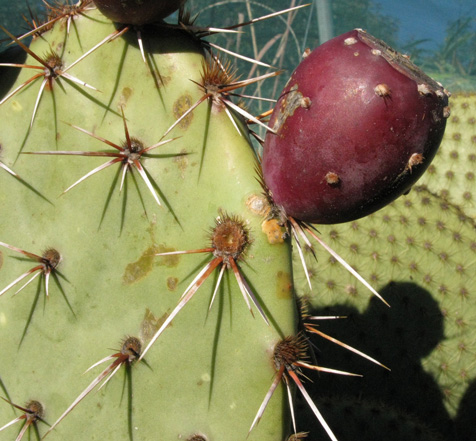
93, 0, 184, 24
262, 29, 450, 224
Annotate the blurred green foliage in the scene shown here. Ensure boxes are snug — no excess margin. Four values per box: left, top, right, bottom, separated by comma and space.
404, 17, 476, 91
2, 0, 474, 93
2, 0, 472, 149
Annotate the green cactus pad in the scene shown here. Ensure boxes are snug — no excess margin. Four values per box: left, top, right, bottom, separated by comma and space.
419, 92, 476, 217
0, 7, 295, 441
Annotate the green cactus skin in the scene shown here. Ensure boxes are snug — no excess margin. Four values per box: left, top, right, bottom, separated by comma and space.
419, 92, 476, 217
294, 93, 476, 440
0, 7, 295, 441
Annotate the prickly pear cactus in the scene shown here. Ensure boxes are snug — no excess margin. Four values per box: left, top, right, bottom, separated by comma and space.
1, 2, 467, 441
295, 92, 476, 440
0, 4, 296, 440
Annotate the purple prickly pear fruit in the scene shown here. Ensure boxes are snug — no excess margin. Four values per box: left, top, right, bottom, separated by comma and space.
262, 29, 450, 224
94, 0, 185, 25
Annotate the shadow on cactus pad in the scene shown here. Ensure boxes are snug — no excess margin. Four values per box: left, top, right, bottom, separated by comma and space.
296, 281, 476, 440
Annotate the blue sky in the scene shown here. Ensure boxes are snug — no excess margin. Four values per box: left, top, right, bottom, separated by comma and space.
376, 0, 476, 49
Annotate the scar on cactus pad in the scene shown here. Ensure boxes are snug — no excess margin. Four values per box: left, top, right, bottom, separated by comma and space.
0, 398, 48, 441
